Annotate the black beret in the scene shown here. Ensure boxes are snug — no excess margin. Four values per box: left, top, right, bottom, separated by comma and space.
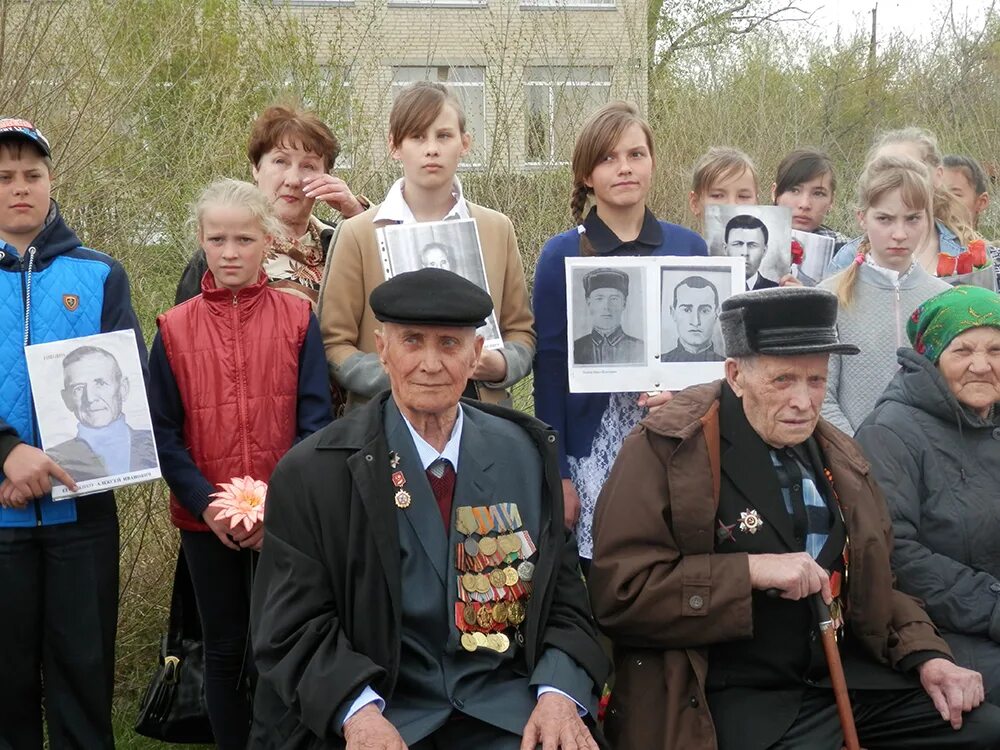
720, 287, 859, 357
370, 268, 493, 328
583, 268, 629, 297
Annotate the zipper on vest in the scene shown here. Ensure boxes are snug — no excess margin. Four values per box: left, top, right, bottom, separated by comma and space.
231, 294, 253, 475
20, 247, 43, 526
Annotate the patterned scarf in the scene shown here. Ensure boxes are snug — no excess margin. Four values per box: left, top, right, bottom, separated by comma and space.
263, 216, 326, 306
907, 284, 1000, 362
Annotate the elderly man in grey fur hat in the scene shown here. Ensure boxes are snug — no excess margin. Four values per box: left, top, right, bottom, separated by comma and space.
588, 286, 1000, 750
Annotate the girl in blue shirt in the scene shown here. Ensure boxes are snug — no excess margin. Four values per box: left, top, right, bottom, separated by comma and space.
532, 102, 706, 564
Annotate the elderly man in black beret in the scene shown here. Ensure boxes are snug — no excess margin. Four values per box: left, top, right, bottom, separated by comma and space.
573, 268, 644, 366
249, 268, 607, 750
588, 286, 1000, 750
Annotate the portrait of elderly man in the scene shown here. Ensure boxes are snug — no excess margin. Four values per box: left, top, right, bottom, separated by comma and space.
661, 275, 725, 363
589, 287, 1000, 750
47, 345, 156, 482
725, 214, 774, 290
419, 242, 453, 272
249, 268, 607, 750
573, 268, 644, 366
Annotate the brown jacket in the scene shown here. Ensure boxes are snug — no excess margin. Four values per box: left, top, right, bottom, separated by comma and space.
588, 381, 952, 750
317, 201, 535, 410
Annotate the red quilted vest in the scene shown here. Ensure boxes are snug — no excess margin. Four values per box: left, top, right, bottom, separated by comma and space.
158, 270, 310, 531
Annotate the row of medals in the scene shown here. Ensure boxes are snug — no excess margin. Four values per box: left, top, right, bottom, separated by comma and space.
455, 518, 535, 655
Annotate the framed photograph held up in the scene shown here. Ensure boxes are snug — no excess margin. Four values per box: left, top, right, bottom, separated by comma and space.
24, 329, 161, 499
566, 256, 744, 393
377, 218, 504, 350
791, 229, 836, 286
705, 205, 792, 289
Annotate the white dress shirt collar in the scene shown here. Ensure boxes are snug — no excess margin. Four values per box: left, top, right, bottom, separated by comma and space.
400, 404, 464, 472
373, 177, 470, 225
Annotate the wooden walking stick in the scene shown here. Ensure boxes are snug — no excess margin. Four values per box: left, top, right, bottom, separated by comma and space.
811, 594, 861, 750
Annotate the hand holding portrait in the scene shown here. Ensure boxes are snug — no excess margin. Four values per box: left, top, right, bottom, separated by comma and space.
0, 443, 76, 506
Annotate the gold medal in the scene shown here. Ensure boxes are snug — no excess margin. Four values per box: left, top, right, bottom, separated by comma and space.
476, 605, 494, 629
478, 536, 498, 556
503, 566, 519, 587
485, 634, 503, 652
493, 632, 510, 652
491, 601, 508, 624
462, 573, 478, 593
461, 633, 478, 652
395, 489, 411, 509
507, 600, 526, 625
489, 569, 507, 588
463, 603, 477, 626
472, 631, 489, 647
499, 533, 520, 555
475, 573, 490, 594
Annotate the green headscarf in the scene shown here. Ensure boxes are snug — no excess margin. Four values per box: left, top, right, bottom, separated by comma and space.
907, 285, 1000, 363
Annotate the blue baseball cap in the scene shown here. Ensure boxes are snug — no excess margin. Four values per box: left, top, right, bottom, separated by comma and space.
0, 117, 51, 157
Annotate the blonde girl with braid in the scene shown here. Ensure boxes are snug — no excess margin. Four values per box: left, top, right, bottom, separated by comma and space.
532, 101, 706, 564
818, 155, 949, 435
829, 127, 986, 277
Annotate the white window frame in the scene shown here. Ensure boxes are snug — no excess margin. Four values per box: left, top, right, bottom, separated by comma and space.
391, 66, 488, 170
524, 69, 611, 166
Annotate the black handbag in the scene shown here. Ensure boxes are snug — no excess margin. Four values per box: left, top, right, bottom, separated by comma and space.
134, 547, 215, 744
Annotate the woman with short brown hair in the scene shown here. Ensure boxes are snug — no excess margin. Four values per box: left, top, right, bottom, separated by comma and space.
175, 104, 367, 308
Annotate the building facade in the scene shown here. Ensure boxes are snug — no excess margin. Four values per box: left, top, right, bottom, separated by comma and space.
275, 0, 648, 171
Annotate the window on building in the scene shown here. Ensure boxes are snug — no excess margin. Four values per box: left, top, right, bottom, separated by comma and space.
521, 0, 614, 8
524, 66, 611, 165
391, 66, 487, 168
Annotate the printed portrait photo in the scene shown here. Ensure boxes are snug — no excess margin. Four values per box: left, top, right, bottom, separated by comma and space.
23, 329, 161, 499
569, 265, 647, 367
791, 229, 836, 286
658, 269, 731, 363
704, 204, 793, 291
378, 218, 503, 348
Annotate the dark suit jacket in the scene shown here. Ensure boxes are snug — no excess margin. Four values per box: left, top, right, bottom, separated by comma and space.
248, 392, 608, 749
48, 426, 157, 482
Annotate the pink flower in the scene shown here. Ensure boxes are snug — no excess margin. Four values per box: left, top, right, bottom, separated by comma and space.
208, 476, 268, 532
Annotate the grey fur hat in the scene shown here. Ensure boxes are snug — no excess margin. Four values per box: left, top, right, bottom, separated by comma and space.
720, 286, 860, 357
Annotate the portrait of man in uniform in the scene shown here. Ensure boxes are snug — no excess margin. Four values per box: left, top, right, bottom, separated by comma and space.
572, 267, 645, 366
661, 275, 725, 363
47, 345, 156, 481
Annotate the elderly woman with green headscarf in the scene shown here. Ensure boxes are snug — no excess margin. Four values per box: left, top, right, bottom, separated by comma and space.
855, 285, 1000, 702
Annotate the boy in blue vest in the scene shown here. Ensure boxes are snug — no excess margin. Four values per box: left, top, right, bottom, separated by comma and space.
0, 118, 147, 748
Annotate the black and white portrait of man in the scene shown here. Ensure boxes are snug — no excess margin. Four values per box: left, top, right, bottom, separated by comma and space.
572, 267, 645, 366
705, 204, 792, 291
46, 346, 157, 481
660, 275, 725, 363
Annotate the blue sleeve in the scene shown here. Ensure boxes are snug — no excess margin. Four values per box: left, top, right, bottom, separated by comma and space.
296, 315, 334, 441
148, 332, 215, 519
531, 239, 572, 478
101, 259, 149, 385
661, 223, 708, 257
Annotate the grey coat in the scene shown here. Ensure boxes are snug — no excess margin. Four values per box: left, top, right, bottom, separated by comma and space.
855, 348, 1000, 695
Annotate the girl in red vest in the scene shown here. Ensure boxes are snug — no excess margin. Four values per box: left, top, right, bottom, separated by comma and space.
149, 179, 332, 749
